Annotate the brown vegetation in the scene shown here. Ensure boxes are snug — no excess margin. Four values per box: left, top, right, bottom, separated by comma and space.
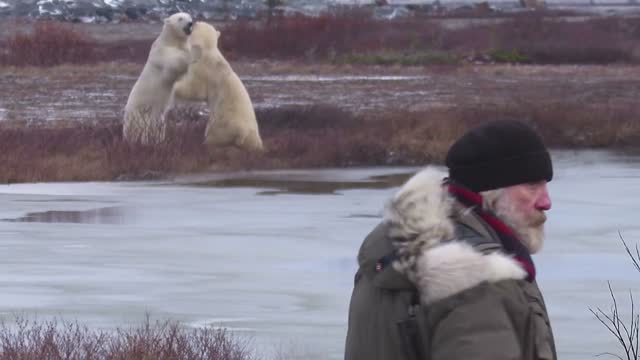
1, 13, 640, 183
1, 103, 639, 183
480, 16, 639, 64
0, 316, 254, 360
0, 21, 96, 66
2, 12, 640, 66
218, 13, 640, 64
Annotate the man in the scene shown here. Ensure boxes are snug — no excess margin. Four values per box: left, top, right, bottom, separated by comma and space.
344, 120, 557, 360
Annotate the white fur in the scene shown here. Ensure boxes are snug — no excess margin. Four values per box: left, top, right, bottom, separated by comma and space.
416, 242, 526, 304
384, 167, 455, 249
386, 166, 527, 305
173, 22, 264, 151
123, 12, 195, 145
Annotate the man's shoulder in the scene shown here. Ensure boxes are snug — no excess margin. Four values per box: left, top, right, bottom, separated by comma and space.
357, 222, 390, 266
454, 221, 503, 253
452, 202, 503, 253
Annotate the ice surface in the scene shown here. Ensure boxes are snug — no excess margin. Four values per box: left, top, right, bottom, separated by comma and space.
0, 151, 639, 358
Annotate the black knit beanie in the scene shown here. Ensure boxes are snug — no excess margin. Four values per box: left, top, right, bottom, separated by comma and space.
445, 120, 553, 192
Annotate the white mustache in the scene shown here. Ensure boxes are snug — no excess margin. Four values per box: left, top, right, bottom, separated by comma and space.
530, 212, 547, 227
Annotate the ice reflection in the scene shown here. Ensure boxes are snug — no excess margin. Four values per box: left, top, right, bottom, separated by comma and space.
190, 173, 413, 195
3, 206, 127, 224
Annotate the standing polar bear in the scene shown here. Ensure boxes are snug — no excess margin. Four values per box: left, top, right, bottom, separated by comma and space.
173, 22, 264, 151
123, 12, 198, 145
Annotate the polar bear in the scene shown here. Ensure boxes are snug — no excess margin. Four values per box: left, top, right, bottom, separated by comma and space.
173, 22, 263, 151
123, 12, 198, 145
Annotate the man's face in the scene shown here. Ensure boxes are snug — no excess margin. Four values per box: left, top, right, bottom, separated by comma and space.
493, 181, 551, 254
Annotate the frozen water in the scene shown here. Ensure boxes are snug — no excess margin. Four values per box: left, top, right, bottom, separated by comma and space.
0, 151, 639, 359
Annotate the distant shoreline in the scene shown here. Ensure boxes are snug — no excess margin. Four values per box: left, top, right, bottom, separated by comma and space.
1, 61, 640, 184
1, 94, 638, 184
2, 13, 640, 183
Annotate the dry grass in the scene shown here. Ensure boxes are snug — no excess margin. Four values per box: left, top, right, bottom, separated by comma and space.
1, 15, 639, 183
219, 10, 433, 60
479, 16, 639, 64
218, 12, 640, 64
2, 13, 640, 66
0, 21, 96, 66
0, 316, 254, 360
1, 103, 639, 183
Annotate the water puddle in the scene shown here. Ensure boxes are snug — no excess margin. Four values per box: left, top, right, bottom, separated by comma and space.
13, 198, 118, 203
345, 213, 381, 219
190, 172, 413, 195
2, 206, 127, 224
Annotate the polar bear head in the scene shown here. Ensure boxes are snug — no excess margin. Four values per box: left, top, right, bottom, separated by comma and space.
164, 12, 194, 38
189, 21, 221, 51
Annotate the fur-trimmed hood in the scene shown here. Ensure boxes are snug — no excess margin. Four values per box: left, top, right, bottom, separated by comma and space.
358, 167, 527, 306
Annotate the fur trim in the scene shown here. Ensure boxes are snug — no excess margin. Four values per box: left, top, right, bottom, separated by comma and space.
414, 242, 526, 304
385, 167, 527, 305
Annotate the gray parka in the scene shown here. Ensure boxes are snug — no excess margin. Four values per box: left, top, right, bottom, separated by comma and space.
344, 167, 557, 360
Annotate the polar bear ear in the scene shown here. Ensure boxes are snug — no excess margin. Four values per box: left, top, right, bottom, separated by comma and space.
216, 30, 221, 39
164, 17, 170, 25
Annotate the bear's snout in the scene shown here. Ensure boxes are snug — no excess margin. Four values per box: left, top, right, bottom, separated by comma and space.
184, 21, 194, 35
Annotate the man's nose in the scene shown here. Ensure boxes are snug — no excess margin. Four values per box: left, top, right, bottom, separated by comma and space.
535, 185, 552, 211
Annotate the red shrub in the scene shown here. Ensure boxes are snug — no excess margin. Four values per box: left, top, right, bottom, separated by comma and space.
1, 21, 96, 66
220, 11, 444, 60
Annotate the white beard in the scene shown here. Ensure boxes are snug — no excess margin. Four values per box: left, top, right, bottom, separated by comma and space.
493, 197, 546, 254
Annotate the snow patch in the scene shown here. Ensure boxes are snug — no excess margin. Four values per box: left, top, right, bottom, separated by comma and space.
104, 0, 123, 8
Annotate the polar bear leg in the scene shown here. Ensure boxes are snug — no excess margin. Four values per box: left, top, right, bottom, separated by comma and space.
204, 114, 235, 147
204, 114, 263, 151
238, 130, 264, 151
123, 106, 167, 145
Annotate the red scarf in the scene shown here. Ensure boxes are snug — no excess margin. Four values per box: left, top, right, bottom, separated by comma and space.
447, 183, 536, 282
